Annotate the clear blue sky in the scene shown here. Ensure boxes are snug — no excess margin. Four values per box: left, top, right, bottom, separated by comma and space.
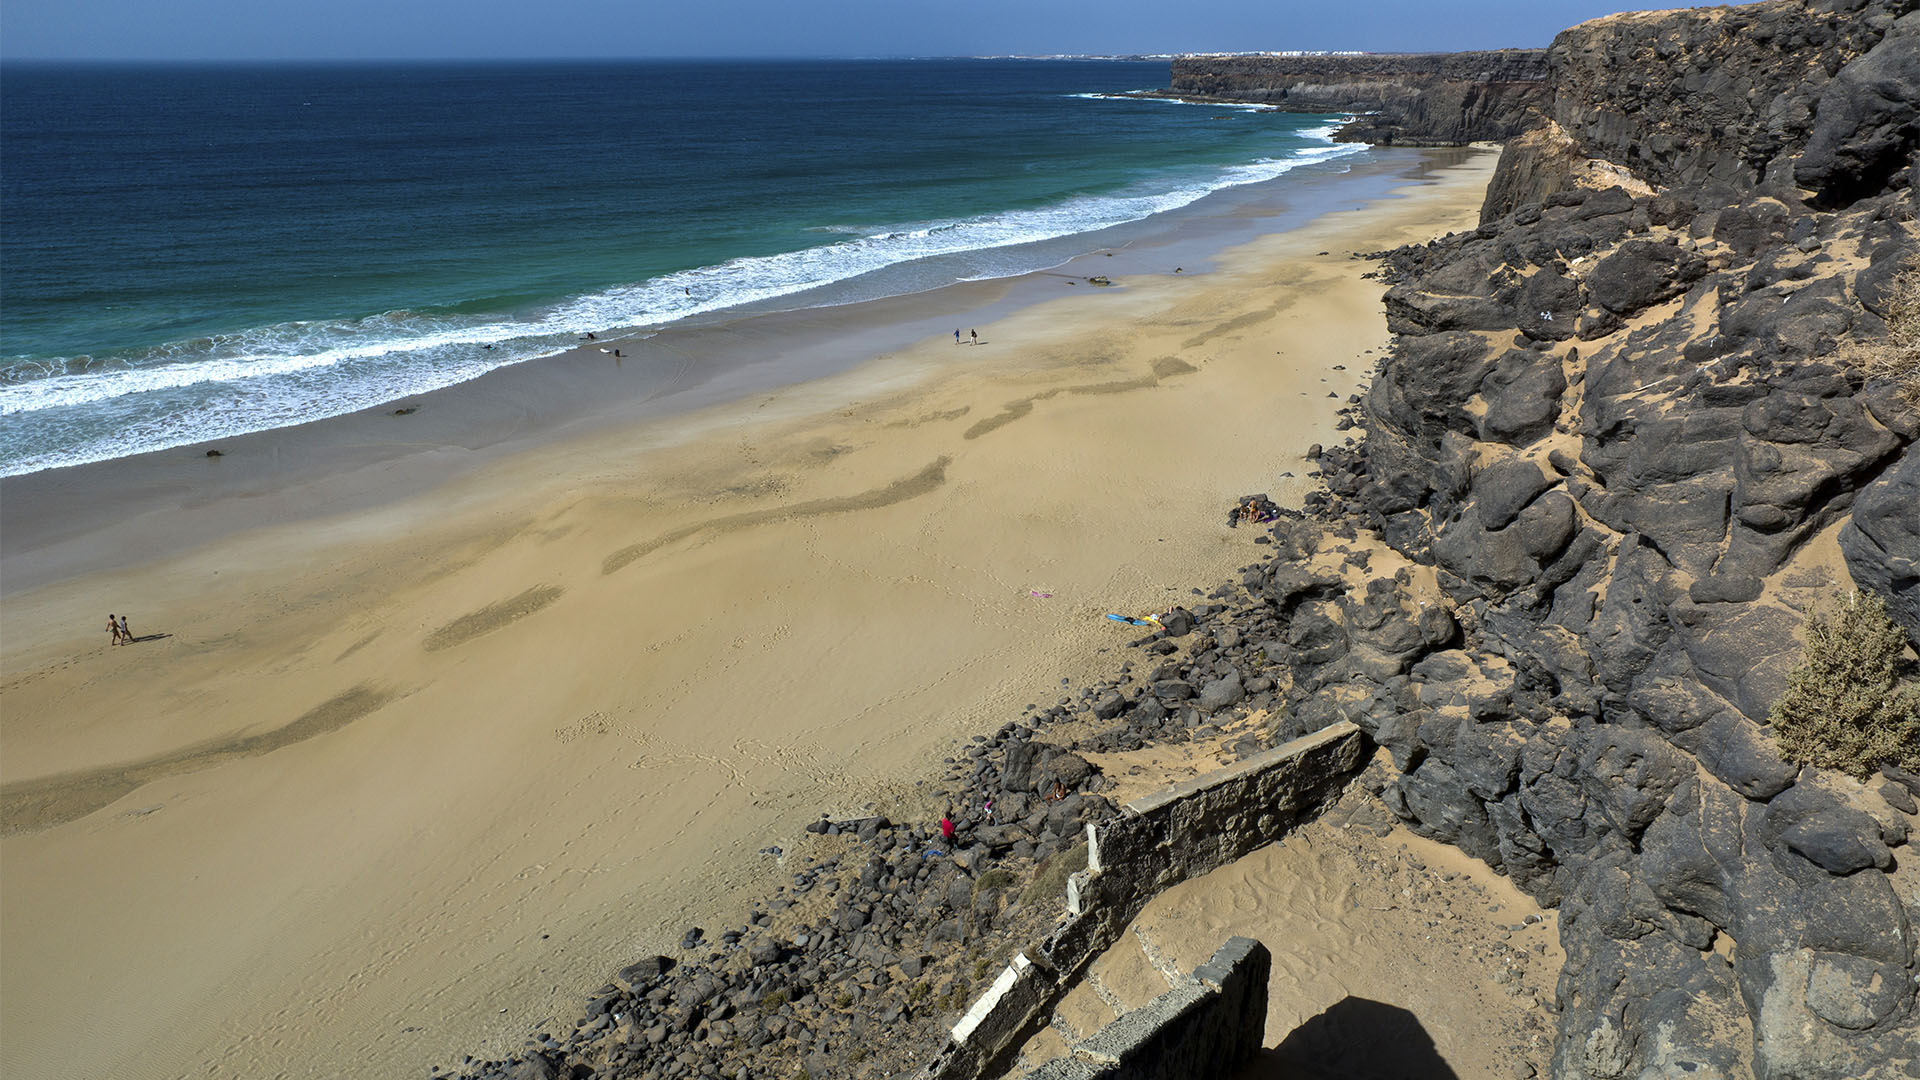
1, 0, 1714, 61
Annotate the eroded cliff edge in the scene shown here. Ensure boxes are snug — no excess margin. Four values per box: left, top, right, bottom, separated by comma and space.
1166, 50, 1551, 145
1281, 0, 1920, 1075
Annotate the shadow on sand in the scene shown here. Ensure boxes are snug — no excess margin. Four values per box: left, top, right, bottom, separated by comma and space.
1233, 996, 1459, 1080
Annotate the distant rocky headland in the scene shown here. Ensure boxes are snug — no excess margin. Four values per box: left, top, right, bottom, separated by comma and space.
442, 2, 1920, 1078
1167, 49, 1551, 145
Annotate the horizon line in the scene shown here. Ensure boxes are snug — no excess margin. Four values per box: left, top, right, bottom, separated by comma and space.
0, 49, 1502, 67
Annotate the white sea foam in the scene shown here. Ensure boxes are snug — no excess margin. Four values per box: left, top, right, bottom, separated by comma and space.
0, 132, 1369, 476
1065, 92, 1282, 112
1296, 118, 1358, 141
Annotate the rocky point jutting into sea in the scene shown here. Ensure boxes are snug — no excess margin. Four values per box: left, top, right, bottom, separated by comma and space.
442, 2, 1919, 1077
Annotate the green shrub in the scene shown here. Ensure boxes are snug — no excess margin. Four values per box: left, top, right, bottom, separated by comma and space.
938, 978, 972, 1012
972, 868, 1017, 897
1019, 841, 1088, 907
1770, 590, 1920, 778
1841, 261, 1919, 409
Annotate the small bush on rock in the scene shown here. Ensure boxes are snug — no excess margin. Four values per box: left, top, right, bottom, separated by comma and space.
972, 868, 1016, 897
1844, 261, 1920, 408
1770, 590, 1920, 778
1019, 840, 1087, 907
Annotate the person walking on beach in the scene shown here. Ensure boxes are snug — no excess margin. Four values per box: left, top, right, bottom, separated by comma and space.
954, 329, 961, 346
107, 613, 123, 646
969, 329, 978, 345
118, 614, 132, 644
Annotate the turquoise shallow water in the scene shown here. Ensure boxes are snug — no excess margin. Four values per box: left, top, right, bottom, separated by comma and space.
0, 60, 1360, 476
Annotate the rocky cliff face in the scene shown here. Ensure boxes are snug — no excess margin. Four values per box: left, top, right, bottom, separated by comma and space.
1263, 2, 1920, 1076
1485, 0, 1916, 218
1547, 0, 1897, 193
1166, 51, 1551, 145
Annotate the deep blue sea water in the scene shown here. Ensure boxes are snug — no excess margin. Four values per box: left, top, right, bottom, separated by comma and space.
0, 60, 1361, 476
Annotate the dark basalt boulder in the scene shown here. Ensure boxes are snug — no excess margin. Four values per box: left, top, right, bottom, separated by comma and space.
1515, 492, 1579, 564
1638, 781, 1744, 927
1386, 758, 1503, 866
1286, 601, 1350, 666
1518, 268, 1585, 340
1258, 562, 1344, 614
1478, 349, 1568, 445
1343, 581, 1436, 680
1841, 446, 1920, 648
1647, 187, 1702, 229
1579, 726, 1691, 841
1366, 331, 1495, 447
1572, 185, 1634, 220
1759, 277, 1861, 358
1782, 808, 1895, 874
1449, 723, 1528, 801
1671, 711, 1799, 799
1855, 232, 1920, 320
1734, 391, 1901, 546
1668, 597, 1804, 722
1472, 457, 1558, 529
1000, 740, 1096, 796
1159, 607, 1195, 637
1688, 573, 1765, 604
1795, 12, 1920, 208
1431, 504, 1545, 595
1714, 197, 1795, 258
614, 956, 674, 991
1196, 672, 1245, 713
1383, 282, 1514, 335
1586, 240, 1710, 315
1804, 951, 1912, 1031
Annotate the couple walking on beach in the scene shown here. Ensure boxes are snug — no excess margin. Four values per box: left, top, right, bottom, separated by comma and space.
953, 328, 977, 346
106, 613, 133, 646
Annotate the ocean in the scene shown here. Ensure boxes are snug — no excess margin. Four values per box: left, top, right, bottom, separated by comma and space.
0, 60, 1362, 477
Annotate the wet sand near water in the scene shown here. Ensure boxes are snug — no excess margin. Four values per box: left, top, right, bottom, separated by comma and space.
0, 150, 1496, 1080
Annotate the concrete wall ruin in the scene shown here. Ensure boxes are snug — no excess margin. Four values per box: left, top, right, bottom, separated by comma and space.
918, 722, 1369, 1080
1024, 936, 1271, 1080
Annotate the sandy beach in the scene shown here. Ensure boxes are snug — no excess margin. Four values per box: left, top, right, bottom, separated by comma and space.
0, 148, 1496, 1080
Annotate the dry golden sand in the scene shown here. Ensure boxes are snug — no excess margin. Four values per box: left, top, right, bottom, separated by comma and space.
0, 151, 1496, 1080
